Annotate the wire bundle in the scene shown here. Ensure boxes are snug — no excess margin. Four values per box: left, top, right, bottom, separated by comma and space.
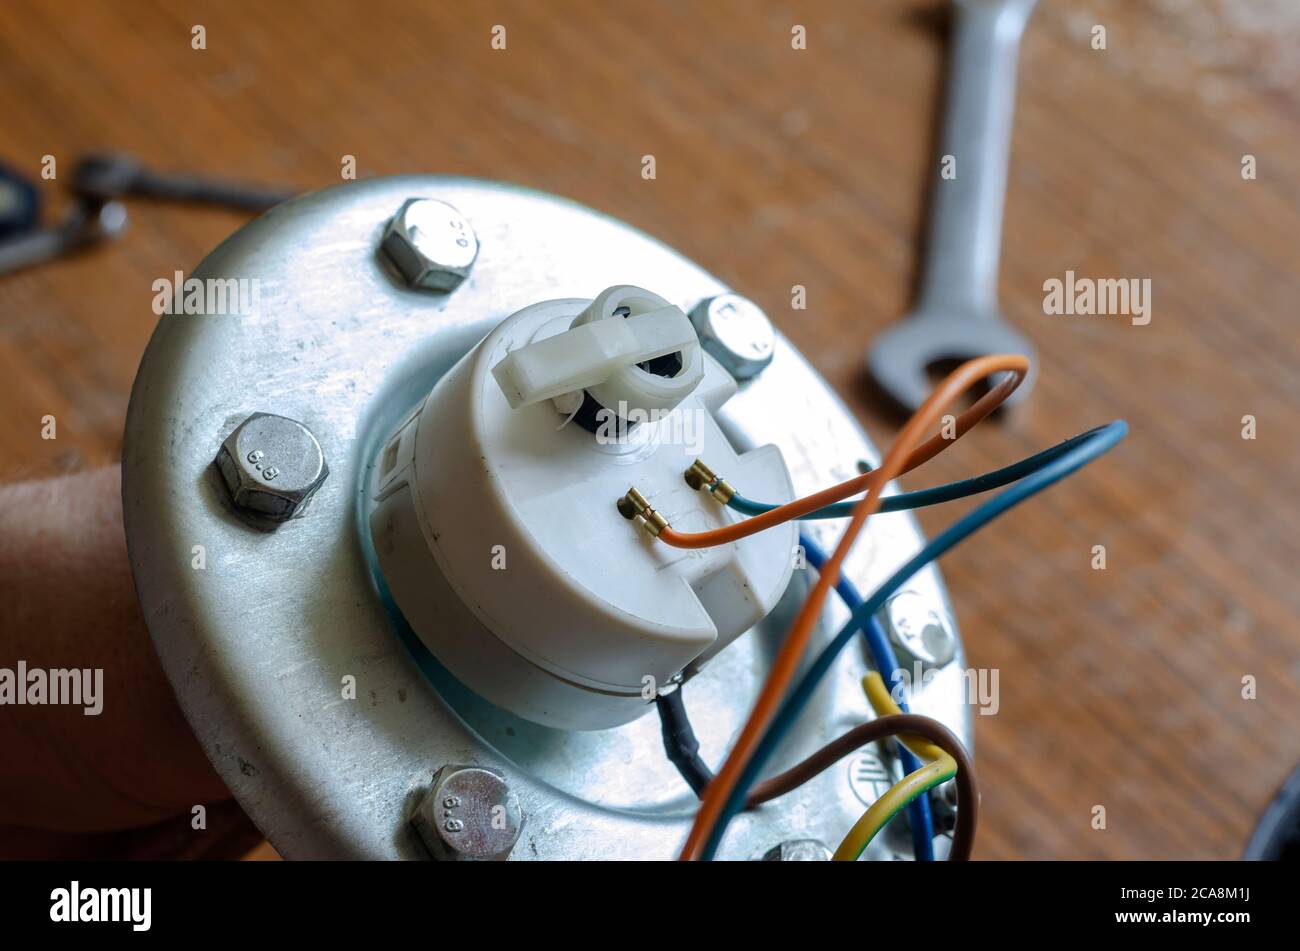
637, 353, 1126, 861
800, 533, 938, 860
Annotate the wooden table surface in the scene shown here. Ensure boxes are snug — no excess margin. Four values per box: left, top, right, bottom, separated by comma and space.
2, 0, 1297, 860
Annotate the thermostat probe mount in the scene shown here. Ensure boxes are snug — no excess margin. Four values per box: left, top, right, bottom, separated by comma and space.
121, 175, 1123, 861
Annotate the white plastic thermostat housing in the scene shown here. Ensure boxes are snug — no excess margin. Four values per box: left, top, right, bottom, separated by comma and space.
369, 285, 796, 730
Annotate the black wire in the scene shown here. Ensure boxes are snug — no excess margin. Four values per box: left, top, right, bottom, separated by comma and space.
656, 680, 976, 856
655, 685, 715, 797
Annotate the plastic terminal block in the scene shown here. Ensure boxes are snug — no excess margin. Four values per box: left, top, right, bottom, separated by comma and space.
369, 285, 796, 730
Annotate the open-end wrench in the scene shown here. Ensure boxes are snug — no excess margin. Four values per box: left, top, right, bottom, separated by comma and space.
867, 0, 1039, 410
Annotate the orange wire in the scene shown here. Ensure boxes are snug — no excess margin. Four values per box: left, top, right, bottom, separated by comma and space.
677, 353, 1029, 860
656, 365, 1025, 549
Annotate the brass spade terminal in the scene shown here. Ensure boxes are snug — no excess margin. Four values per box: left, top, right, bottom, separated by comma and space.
620, 487, 669, 537
684, 459, 716, 491
684, 459, 734, 504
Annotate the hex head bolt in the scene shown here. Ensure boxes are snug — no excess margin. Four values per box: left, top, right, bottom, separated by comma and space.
688, 293, 776, 381
879, 590, 957, 670
411, 765, 524, 861
761, 839, 832, 861
381, 198, 479, 292
215, 413, 329, 522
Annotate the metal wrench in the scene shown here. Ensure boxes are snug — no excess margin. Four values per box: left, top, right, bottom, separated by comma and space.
70, 153, 295, 213
0, 154, 295, 278
867, 0, 1039, 410
0, 198, 127, 276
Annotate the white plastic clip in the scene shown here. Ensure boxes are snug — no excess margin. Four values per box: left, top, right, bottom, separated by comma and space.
492, 285, 703, 415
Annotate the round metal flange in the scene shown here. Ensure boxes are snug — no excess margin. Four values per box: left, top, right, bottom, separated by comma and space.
122, 175, 971, 860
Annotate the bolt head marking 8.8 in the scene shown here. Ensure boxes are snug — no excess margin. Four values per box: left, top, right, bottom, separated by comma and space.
412, 765, 523, 861
381, 197, 479, 292
214, 412, 329, 522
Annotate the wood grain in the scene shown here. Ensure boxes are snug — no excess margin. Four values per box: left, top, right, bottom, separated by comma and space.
1, 0, 1297, 859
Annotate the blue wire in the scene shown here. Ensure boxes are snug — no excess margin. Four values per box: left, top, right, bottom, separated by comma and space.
726, 427, 1109, 519
799, 532, 935, 861
700, 420, 1128, 860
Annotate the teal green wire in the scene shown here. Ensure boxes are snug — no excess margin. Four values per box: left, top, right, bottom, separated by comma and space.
700, 419, 1128, 860
722, 427, 1108, 518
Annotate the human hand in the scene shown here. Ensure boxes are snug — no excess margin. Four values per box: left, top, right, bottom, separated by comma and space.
0, 466, 251, 857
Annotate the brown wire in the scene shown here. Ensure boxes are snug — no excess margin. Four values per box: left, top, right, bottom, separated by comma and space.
744, 712, 979, 861
680, 356, 1024, 859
